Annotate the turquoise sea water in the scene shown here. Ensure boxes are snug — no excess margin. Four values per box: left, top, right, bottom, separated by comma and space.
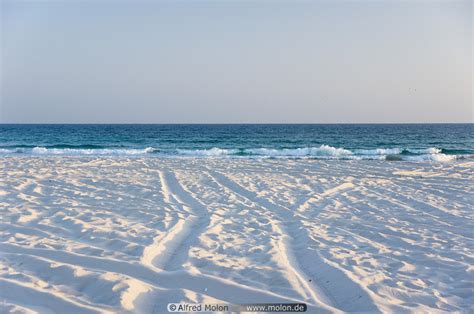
0, 124, 473, 161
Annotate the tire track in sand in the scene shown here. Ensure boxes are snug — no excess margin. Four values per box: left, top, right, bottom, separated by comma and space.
141, 170, 210, 271
209, 170, 380, 313
1, 243, 311, 308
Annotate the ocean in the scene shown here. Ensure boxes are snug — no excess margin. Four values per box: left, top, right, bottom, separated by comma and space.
0, 124, 473, 161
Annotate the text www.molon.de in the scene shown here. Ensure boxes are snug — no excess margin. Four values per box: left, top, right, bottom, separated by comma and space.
167, 303, 307, 312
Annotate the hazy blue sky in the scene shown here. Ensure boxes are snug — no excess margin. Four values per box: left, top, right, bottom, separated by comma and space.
1, 0, 472, 123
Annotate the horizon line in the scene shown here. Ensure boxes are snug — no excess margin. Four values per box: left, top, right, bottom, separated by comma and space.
0, 122, 473, 125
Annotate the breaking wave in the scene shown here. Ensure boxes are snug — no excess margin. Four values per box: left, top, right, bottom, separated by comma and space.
245, 145, 353, 157
0, 145, 469, 162
25, 147, 156, 156
177, 147, 239, 156
175, 146, 462, 162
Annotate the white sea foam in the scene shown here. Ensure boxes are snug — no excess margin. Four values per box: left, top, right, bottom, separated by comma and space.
177, 147, 239, 156
355, 148, 402, 155
176, 145, 355, 158
406, 147, 442, 154
245, 145, 354, 157
31, 147, 48, 154
30, 146, 156, 156
405, 154, 456, 162
0, 145, 462, 162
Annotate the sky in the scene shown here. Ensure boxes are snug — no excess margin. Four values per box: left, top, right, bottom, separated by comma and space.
0, 0, 472, 123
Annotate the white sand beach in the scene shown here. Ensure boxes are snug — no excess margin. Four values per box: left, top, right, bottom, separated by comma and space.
0, 157, 473, 313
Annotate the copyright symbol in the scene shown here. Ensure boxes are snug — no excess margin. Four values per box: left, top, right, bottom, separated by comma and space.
168, 303, 177, 312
